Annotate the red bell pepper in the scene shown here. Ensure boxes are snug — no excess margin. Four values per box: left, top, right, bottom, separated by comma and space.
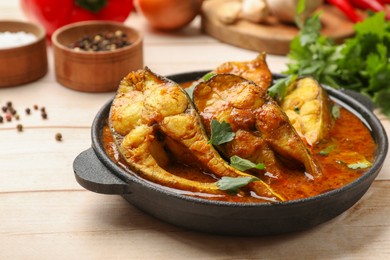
20, 0, 134, 36
326, 0, 363, 22
349, 0, 390, 20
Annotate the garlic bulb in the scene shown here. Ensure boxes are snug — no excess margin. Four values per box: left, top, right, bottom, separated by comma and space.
241, 0, 269, 23
267, 0, 323, 23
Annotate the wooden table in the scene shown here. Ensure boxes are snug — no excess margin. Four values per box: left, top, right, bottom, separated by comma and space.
1, 1, 390, 259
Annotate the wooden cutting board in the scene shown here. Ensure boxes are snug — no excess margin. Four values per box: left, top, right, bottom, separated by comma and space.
201, 0, 355, 55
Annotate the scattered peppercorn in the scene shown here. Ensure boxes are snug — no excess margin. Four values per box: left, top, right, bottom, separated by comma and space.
1, 102, 58, 141
68, 30, 132, 52
16, 124, 23, 132
55, 133, 62, 141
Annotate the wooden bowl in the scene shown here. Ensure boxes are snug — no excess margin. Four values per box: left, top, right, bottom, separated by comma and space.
52, 21, 143, 92
0, 20, 48, 87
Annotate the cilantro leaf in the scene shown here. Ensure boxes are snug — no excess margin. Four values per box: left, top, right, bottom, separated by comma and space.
209, 119, 235, 145
230, 155, 265, 171
216, 176, 259, 194
201, 72, 215, 81
296, 0, 306, 15
374, 88, 390, 118
268, 75, 297, 102
319, 145, 335, 156
294, 0, 306, 27
331, 104, 340, 119
285, 12, 390, 119
347, 161, 372, 170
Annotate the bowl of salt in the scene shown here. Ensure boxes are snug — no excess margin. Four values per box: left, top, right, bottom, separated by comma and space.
0, 20, 48, 87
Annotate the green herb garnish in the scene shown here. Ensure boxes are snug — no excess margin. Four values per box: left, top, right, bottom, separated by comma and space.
296, 0, 306, 15
230, 155, 265, 171
331, 104, 340, 119
295, 0, 306, 27
347, 160, 372, 169
286, 12, 390, 118
268, 75, 297, 102
319, 145, 335, 156
209, 119, 235, 145
216, 176, 259, 194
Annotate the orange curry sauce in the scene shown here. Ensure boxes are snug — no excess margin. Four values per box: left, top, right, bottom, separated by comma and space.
102, 88, 376, 203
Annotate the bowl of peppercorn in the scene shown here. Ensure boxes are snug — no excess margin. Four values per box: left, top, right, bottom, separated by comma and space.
52, 20, 143, 92
0, 20, 48, 88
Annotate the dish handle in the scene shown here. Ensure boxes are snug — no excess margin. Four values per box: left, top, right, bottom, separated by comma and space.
73, 148, 131, 195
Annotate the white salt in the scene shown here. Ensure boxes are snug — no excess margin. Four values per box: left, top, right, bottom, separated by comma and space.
0, 31, 37, 49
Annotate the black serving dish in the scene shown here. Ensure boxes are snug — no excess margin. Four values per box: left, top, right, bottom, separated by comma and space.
73, 71, 388, 236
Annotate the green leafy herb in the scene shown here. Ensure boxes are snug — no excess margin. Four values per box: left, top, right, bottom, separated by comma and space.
216, 176, 259, 194
285, 12, 390, 118
295, 0, 306, 27
230, 155, 265, 171
296, 0, 306, 15
209, 119, 235, 145
185, 72, 215, 99
347, 160, 372, 170
268, 75, 297, 102
331, 104, 340, 119
319, 145, 335, 156
202, 72, 215, 81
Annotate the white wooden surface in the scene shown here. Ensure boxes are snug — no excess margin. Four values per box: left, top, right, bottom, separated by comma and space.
1, 1, 390, 259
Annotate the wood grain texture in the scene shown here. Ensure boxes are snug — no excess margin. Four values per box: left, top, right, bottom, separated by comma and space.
1, 182, 390, 259
1, 1, 390, 259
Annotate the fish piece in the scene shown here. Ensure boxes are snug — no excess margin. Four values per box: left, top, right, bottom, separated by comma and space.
109, 68, 284, 201
193, 74, 322, 179
280, 77, 334, 146
213, 52, 273, 90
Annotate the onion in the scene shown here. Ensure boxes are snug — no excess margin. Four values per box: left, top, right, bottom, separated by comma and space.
135, 0, 204, 30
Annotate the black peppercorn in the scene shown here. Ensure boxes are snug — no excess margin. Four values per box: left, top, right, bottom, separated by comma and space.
55, 133, 62, 141
16, 124, 23, 132
68, 30, 131, 52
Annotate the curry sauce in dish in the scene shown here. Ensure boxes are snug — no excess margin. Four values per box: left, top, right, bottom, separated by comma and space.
101, 55, 376, 203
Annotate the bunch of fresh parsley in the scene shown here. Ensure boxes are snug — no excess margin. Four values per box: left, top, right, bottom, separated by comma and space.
285, 12, 390, 117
